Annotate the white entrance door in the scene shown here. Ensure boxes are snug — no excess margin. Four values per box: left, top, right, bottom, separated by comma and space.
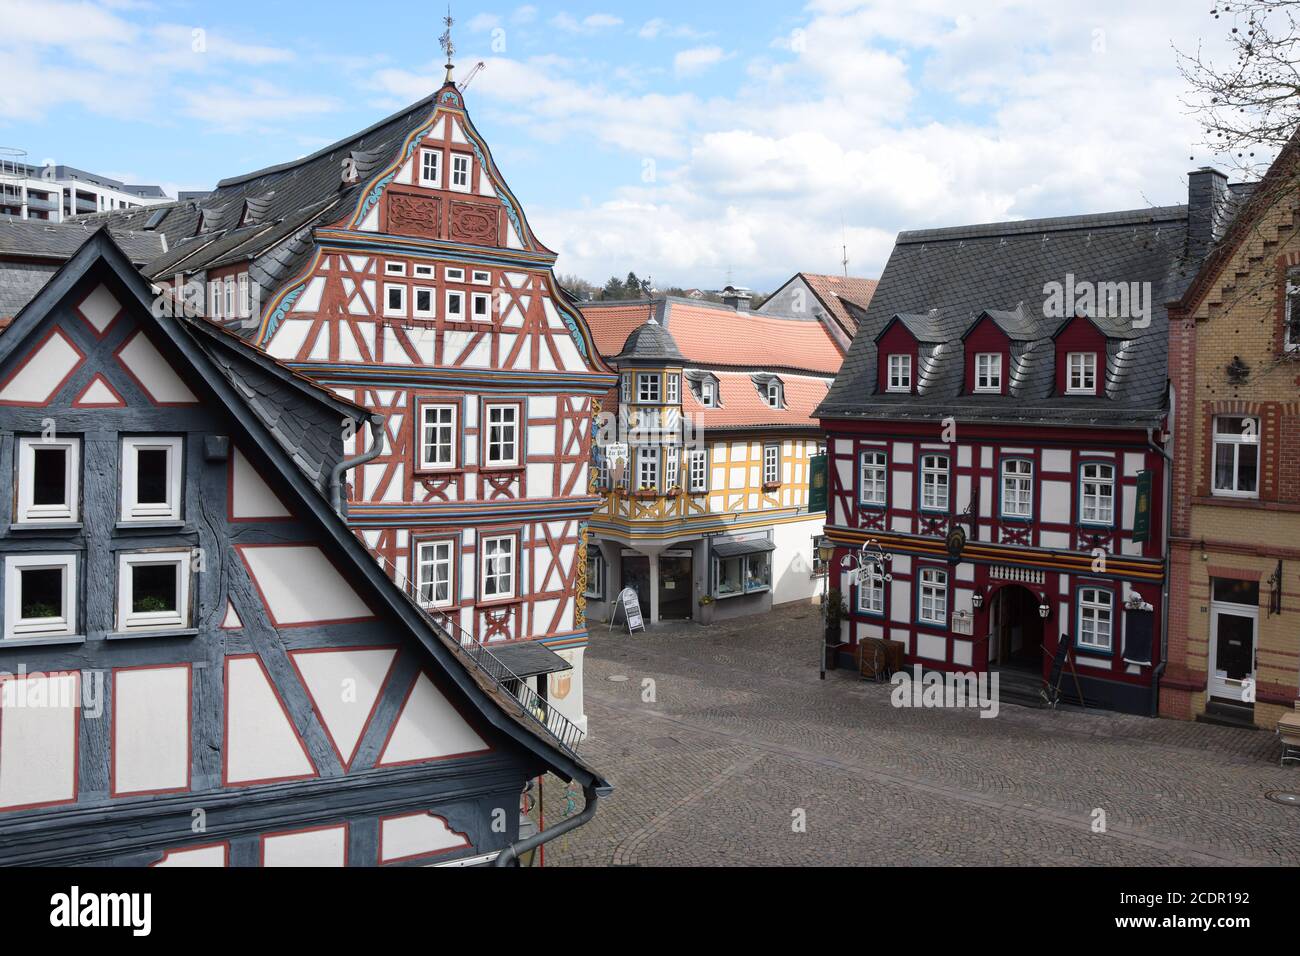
1209, 603, 1257, 702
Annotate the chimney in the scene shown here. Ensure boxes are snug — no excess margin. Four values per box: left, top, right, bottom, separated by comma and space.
722, 285, 751, 311
1186, 166, 1230, 263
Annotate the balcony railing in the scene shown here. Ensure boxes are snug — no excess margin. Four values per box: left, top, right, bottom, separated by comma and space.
367, 549, 586, 760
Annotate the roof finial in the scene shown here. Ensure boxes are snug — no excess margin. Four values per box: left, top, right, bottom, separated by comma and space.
439, 6, 456, 85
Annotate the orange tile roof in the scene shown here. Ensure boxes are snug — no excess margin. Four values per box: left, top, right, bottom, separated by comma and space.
683, 371, 829, 430
580, 302, 663, 357
798, 273, 878, 336
579, 298, 843, 375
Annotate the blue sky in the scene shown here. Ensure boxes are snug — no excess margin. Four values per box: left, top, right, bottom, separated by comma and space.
0, 0, 1238, 290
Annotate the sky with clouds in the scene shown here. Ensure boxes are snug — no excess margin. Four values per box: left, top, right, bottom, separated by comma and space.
0, 0, 1241, 290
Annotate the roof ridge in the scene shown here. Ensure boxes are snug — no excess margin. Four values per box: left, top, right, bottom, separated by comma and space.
897, 204, 1189, 244
215, 92, 439, 189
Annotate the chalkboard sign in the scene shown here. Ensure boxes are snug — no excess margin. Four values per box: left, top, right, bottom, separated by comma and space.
610, 587, 645, 633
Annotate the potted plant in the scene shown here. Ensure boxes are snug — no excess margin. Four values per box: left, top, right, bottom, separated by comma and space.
822, 588, 849, 669
698, 594, 716, 625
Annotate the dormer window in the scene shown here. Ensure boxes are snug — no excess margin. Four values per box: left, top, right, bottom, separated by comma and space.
764, 379, 783, 409
887, 355, 912, 393
700, 379, 716, 407
1066, 352, 1097, 394
974, 353, 1002, 393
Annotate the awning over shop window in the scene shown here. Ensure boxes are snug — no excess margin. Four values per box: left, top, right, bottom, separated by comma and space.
488, 642, 573, 680
711, 538, 776, 558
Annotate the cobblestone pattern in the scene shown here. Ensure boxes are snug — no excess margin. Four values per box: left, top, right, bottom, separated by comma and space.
539, 602, 1299, 867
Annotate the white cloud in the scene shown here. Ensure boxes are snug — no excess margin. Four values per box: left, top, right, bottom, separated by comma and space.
550, 12, 623, 34
674, 47, 730, 77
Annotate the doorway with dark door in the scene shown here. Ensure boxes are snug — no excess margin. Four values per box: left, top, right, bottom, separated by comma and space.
621, 553, 650, 622
1209, 578, 1258, 706
987, 584, 1044, 673
658, 551, 693, 620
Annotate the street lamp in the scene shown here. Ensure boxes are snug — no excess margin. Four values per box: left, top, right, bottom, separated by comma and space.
816, 535, 835, 680
1037, 593, 1051, 619
818, 537, 894, 680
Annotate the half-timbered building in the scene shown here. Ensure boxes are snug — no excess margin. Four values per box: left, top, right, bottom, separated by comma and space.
81, 75, 616, 733
0, 230, 606, 865
818, 175, 1235, 714
579, 296, 850, 625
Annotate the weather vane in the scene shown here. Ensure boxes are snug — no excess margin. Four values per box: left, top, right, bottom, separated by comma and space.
439, 6, 456, 84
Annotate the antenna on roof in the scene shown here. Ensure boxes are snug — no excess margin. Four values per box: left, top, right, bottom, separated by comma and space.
439, 6, 456, 85
840, 215, 849, 277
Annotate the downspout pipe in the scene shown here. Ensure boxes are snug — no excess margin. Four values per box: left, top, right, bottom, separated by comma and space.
495, 781, 610, 867
1147, 423, 1174, 718
330, 413, 386, 516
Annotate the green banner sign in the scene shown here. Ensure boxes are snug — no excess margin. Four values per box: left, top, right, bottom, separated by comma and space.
808, 454, 828, 514
1133, 470, 1152, 544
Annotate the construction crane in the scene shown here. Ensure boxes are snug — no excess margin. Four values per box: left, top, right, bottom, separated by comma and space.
459, 61, 486, 91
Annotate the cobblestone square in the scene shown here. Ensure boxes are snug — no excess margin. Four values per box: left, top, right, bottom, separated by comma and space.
543, 602, 1300, 867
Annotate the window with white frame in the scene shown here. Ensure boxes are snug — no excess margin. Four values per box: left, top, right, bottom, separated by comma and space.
1080, 462, 1115, 524
1001, 459, 1033, 518
120, 437, 183, 523
1287, 270, 1300, 352
413, 287, 435, 318
584, 551, 605, 600
450, 154, 471, 191
445, 290, 465, 321
484, 404, 519, 467
859, 450, 887, 506
918, 568, 948, 626
471, 292, 492, 322
765, 380, 782, 408
116, 550, 191, 632
637, 446, 660, 491
687, 449, 708, 493
481, 535, 516, 600
472, 270, 491, 285
620, 375, 632, 404
4, 553, 77, 640
1067, 352, 1097, 393
1212, 416, 1259, 497
666, 374, 680, 404
419, 148, 442, 188
920, 455, 949, 511
700, 379, 716, 407
224, 277, 236, 319
237, 273, 250, 318
209, 279, 223, 320
665, 445, 680, 490
416, 540, 454, 608
384, 261, 406, 276
857, 566, 885, 615
975, 353, 1002, 392
383, 283, 406, 318
637, 373, 661, 404
444, 267, 465, 282
16, 436, 80, 524
1077, 587, 1114, 652
763, 444, 780, 485
887, 354, 912, 392
419, 404, 457, 470
414, 264, 435, 279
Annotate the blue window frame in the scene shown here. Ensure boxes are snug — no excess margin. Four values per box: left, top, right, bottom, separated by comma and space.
915, 566, 949, 628
854, 565, 886, 617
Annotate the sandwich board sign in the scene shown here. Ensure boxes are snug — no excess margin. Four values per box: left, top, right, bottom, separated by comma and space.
610, 587, 645, 633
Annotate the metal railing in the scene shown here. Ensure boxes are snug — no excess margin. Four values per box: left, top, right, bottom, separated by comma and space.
366, 549, 586, 759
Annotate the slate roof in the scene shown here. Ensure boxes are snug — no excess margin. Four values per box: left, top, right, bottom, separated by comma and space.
74, 89, 469, 335
817, 204, 1201, 428
612, 318, 685, 364
0, 217, 166, 319
582, 296, 844, 375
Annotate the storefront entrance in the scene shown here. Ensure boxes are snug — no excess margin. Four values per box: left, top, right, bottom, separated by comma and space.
987, 585, 1044, 672
658, 552, 693, 620
1209, 579, 1258, 704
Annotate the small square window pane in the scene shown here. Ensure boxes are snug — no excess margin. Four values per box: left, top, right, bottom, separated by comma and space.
21, 568, 63, 619
132, 564, 178, 614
